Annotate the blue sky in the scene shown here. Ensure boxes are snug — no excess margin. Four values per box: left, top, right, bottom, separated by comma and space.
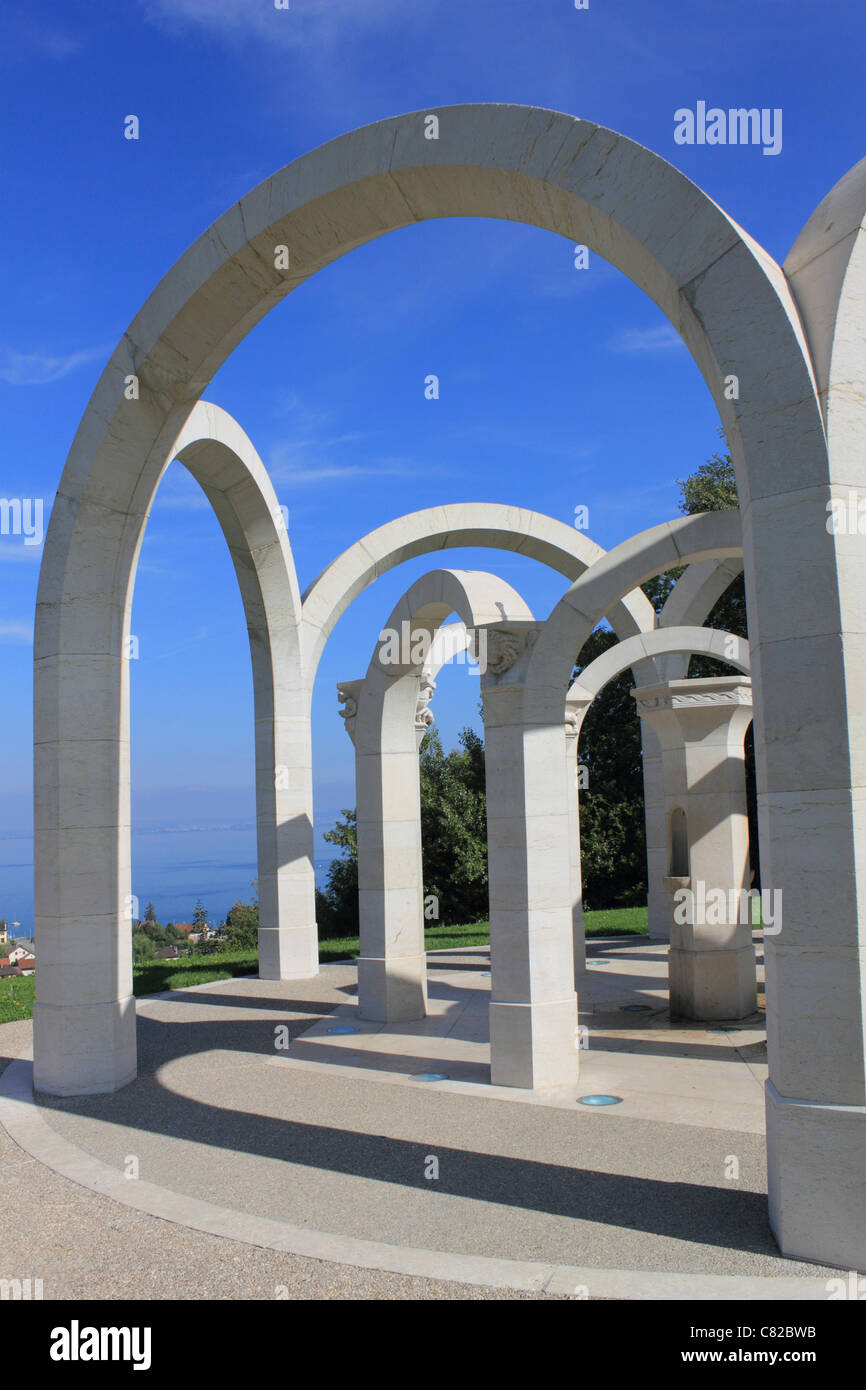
1, 0, 863, 926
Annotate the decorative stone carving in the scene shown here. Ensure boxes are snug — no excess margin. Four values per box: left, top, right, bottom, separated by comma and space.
337, 680, 363, 744
486, 629, 522, 675
415, 678, 436, 745
482, 623, 539, 679
633, 679, 752, 719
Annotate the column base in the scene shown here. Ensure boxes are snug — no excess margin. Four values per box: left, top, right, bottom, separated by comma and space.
33, 997, 137, 1096
258, 925, 319, 981
489, 997, 579, 1089
766, 1080, 866, 1271
669, 942, 757, 1020
357, 953, 428, 1022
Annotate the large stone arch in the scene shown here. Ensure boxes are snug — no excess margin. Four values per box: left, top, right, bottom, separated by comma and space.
480, 513, 742, 1088
349, 569, 532, 1024
32, 105, 862, 1267
568, 625, 750, 705
301, 502, 656, 681
34, 401, 305, 1093
170, 405, 309, 987
655, 558, 745, 680
563, 625, 750, 974
305, 502, 671, 948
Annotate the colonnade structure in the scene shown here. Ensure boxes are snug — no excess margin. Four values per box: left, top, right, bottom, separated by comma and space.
341, 578, 754, 1036
31, 105, 866, 1270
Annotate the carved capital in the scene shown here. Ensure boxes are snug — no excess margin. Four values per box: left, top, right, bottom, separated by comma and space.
479, 621, 540, 683
632, 675, 753, 719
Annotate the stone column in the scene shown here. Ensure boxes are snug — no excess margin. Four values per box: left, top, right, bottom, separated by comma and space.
340, 677, 428, 1023
632, 676, 757, 1021
641, 722, 670, 942
482, 622, 579, 1089
563, 696, 593, 980
564, 706, 586, 980
256, 684, 319, 981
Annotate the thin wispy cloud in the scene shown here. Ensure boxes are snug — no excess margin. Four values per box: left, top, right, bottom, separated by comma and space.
0, 343, 108, 386
0, 620, 32, 644
139, 0, 411, 50
265, 396, 447, 489
269, 451, 439, 489
0, 541, 43, 562
0, 10, 85, 65
608, 324, 685, 355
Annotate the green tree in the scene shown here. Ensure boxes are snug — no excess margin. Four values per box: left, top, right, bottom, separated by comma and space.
132, 931, 155, 962
221, 898, 259, 951
419, 726, 487, 925
317, 726, 489, 936
192, 899, 209, 932
319, 810, 359, 938
575, 627, 649, 909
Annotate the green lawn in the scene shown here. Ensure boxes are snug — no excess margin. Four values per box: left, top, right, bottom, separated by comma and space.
0, 975, 35, 1025
131, 949, 259, 997
320, 905, 648, 961
0, 907, 651, 1025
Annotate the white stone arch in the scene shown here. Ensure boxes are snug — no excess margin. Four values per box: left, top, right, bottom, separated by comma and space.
350, 569, 532, 1023
34, 401, 304, 1094
655, 558, 745, 681
301, 503, 656, 681
564, 626, 749, 975
31, 104, 862, 1268
306, 501, 673, 951
480, 511, 744, 1088
569, 625, 750, 706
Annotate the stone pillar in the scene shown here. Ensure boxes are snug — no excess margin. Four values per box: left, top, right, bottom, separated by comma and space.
482, 622, 579, 1089
641, 722, 670, 941
340, 678, 428, 1023
632, 677, 757, 1021
564, 707, 586, 980
256, 685, 319, 981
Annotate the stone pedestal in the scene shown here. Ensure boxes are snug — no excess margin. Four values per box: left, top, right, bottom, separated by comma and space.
634, 678, 757, 1022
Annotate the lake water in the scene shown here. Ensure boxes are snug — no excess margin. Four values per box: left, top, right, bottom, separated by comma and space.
0, 823, 341, 933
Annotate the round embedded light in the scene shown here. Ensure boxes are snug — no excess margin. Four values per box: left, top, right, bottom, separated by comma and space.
623, 1004, 651, 1013
327, 1025, 359, 1035
412, 1072, 449, 1082
578, 1094, 623, 1107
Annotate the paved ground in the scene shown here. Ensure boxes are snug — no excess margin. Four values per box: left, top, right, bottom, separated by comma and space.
0, 1017, 556, 1300
0, 939, 837, 1299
